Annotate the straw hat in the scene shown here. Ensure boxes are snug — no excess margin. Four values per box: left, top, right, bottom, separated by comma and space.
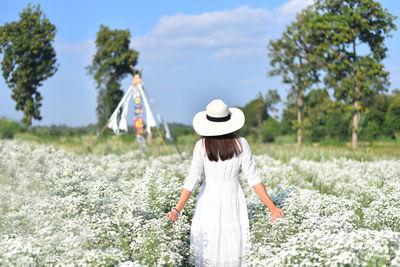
193, 99, 245, 136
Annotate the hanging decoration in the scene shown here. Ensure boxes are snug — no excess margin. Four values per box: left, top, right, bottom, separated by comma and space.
104, 73, 172, 148
133, 94, 144, 136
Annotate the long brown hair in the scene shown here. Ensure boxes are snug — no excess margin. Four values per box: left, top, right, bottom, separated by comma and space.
203, 133, 242, 162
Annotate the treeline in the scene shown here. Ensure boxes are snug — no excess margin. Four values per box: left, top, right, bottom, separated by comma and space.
0, 117, 98, 139
265, 0, 397, 148
237, 89, 400, 144
0, 117, 194, 142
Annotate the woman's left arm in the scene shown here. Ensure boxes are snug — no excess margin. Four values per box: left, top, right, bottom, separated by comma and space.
166, 188, 191, 224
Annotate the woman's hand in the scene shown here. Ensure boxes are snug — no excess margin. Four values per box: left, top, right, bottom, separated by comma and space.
166, 189, 191, 224
165, 210, 179, 224
270, 207, 284, 223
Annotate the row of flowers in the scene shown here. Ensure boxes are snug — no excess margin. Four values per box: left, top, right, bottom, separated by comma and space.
0, 140, 399, 266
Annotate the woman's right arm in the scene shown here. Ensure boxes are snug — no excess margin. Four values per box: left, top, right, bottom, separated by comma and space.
253, 182, 284, 222
241, 137, 284, 223
166, 140, 204, 224
166, 188, 191, 224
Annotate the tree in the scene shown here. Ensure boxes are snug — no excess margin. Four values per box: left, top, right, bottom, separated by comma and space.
0, 4, 58, 127
268, 8, 325, 146
360, 93, 393, 138
260, 117, 280, 143
238, 90, 281, 141
384, 95, 400, 136
325, 103, 352, 140
280, 103, 297, 136
87, 25, 139, 127
314, 0, 397, 148
259, 89, 281, 142
303, 88, 332, 141
243, 93, 268, 128
264, 89, 281, 116
238, 93, 266, 140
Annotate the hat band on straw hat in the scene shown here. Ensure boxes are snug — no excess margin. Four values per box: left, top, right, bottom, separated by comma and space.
193, 99, 244, 136
206, 114, 231, 122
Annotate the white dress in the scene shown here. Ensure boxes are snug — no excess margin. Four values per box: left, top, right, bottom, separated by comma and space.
182, 136, 262, 266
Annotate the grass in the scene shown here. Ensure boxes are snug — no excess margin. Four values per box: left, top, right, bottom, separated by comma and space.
7, 132, 400, 161
13, 132, 195, 158
253, 142, 400, 162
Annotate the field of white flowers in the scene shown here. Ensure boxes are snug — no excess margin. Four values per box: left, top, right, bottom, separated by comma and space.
1, 139, 400, 266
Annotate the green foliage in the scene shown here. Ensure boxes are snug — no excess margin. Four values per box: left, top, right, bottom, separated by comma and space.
268, 8, 325, 143
279, 104, 297, 136
313, 0, 397, 146
325, 105, 352, 139
364, 120, 380, 141
0, 4, 58, 127
302, 89, 332, 141
169, 123, 195, 138
242, 93, 267, 128
0, 118, 24, 139
87, 25, 139, 128
264, 89, 281, 113
238, 95, 264, 140
357, 93, 393, 139
274, 135, 297, 145
238, 90, 281, 141
319, 137, 347, 147
268, 0, 396, 147
30, 124, 97, 138
384, 95, 400, 134
260, 117, 280, 143
268, 8, 323, 91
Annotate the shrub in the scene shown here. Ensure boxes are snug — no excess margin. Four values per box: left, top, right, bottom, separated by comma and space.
363, 121, 381, 141
0, 118, 24, 139
260, 117, 280, 142
384, 95, 400, 135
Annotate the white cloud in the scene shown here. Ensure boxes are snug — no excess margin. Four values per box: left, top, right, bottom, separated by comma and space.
275, 0, 314, 22
213, 47, 263, 60
132, 5, 273, 58
131, 0, 312, 63
152, 6, 273, 39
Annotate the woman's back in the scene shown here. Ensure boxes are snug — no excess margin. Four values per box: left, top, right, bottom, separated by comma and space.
183, 136, 262, 192
203, 137, 241, 183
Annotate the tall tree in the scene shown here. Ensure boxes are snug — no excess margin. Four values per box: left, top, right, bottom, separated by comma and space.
268, 9, 325, 145
238, 93, 267, 140
259, 89, 281, 143
0, 4, 57, 127
242, 93, 268, 128
384, 94, 400, 136
303, 88, 332, 141
87, 25, 139, 127
239, 90, 281, 141
314, 0, 397, 148
264, 89, 281, 117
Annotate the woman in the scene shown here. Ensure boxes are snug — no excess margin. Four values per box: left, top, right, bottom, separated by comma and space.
166, 99, 284, 266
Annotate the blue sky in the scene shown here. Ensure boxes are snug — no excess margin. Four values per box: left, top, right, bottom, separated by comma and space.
1, 0, 399, 127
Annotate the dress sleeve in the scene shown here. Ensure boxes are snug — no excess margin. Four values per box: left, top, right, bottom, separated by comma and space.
182, 139, 204, 193
240, 137, 262, 188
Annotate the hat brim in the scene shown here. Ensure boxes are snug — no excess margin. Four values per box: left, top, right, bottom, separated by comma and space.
192, 108, 245, 136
